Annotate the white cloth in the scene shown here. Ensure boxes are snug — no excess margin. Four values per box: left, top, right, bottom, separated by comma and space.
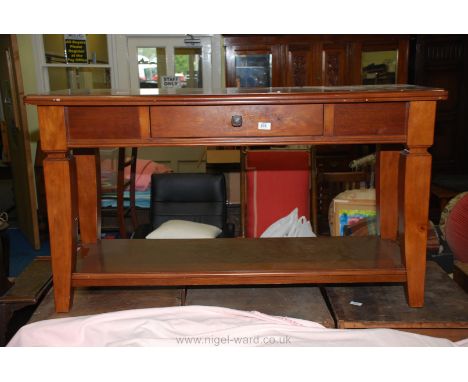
261, 208, 316, 238
8, 305, 465, 347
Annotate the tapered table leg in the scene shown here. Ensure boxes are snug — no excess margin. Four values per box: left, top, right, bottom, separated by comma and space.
398, 101, 437, 308
376, 150, 400, 241
399, 148, 431, 307
43, 153, 78, 312
75, 148, 101, 244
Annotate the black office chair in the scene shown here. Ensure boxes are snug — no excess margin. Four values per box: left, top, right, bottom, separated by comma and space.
134, 173, 234, 238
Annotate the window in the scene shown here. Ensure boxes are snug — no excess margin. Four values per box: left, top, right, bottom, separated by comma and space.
39, 34, 112, 91
127, 36, 214, 91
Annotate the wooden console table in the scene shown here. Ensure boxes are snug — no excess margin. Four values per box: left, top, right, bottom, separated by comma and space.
26, 85, 447, 313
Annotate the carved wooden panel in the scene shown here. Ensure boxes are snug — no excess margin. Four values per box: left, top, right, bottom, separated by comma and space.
290, 53, 307, 86
322, 46, 347, 86
325, 52, 340, 86
287, 45, 313, 86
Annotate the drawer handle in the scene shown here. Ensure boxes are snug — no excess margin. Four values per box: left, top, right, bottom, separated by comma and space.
231, 115, 243, 128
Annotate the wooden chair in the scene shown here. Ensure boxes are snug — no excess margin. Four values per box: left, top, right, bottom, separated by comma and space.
101, 148, 138, 238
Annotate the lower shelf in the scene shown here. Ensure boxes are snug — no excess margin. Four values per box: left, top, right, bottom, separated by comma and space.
72, 236, 407, 287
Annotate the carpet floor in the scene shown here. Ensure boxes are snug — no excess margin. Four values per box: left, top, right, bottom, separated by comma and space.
7, 228, 50, 277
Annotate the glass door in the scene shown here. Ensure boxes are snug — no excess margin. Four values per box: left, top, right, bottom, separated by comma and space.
361, 48, 399, 85
128, 36, 212, 91
135, 47, 167, 88
225, 43, 277, 88
234, 53, 272, 87
174, 47, 203, 88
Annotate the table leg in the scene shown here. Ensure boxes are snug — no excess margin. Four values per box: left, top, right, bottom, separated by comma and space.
399, 148, 432, 307
43, 153, 78, 312
376, 150, 400, 241
75, 148, 101, 244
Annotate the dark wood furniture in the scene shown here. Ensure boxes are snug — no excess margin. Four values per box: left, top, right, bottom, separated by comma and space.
430, 183, 460, 212
224, 35, 409, 87
410, 35, 468, 174
325, 261, 468, 342
0, 257, 51, 345
25, 85, 447, 313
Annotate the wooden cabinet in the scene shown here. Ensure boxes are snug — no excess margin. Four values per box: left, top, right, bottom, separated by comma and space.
284, 42, 317, 86
224, 35, 409, 87
321, 42, 348, 86
410, 35, 468, 174
225, 37, 281, 87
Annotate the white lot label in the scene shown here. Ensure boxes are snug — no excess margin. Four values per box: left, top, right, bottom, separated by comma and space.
258, 122, 271, 130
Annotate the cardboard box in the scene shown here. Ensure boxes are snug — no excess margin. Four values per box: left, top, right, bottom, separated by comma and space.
225, 171, 241, 204
329, 188, 376, 236
206, 149, 240, 164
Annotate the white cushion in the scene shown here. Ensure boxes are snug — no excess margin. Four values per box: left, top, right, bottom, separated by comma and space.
145, 219, 222, 239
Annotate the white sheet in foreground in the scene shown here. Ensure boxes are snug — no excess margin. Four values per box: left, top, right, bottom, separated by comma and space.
7, 305, 467, 347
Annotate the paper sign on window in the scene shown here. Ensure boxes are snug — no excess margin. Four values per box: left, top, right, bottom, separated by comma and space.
162, 76, 182, 88
64, 34, 88, 64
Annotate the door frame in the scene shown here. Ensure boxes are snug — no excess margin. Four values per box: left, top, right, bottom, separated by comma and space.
127, 35, 213, 90
111, 34, 223, 90
0, 35, 40, 249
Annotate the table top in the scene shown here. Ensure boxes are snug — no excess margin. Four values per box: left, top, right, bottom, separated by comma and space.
25, 85, 448, 105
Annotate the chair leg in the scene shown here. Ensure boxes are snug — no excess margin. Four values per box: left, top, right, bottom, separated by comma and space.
180, 288, 187, 306
117, 148, 127, 238
129, 148, 138, 233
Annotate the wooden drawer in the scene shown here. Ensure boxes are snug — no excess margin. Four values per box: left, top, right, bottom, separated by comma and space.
333, 103, 408, 136
150, 104, 323, 138
67, 106, 148, 140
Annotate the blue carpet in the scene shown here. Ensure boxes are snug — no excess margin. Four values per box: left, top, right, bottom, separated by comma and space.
7, 228, 50, 277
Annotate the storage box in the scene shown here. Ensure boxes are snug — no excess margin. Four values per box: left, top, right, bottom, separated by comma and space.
206, 149, 240, 164
329, 188, 376, 236
225, 171, 241, 204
